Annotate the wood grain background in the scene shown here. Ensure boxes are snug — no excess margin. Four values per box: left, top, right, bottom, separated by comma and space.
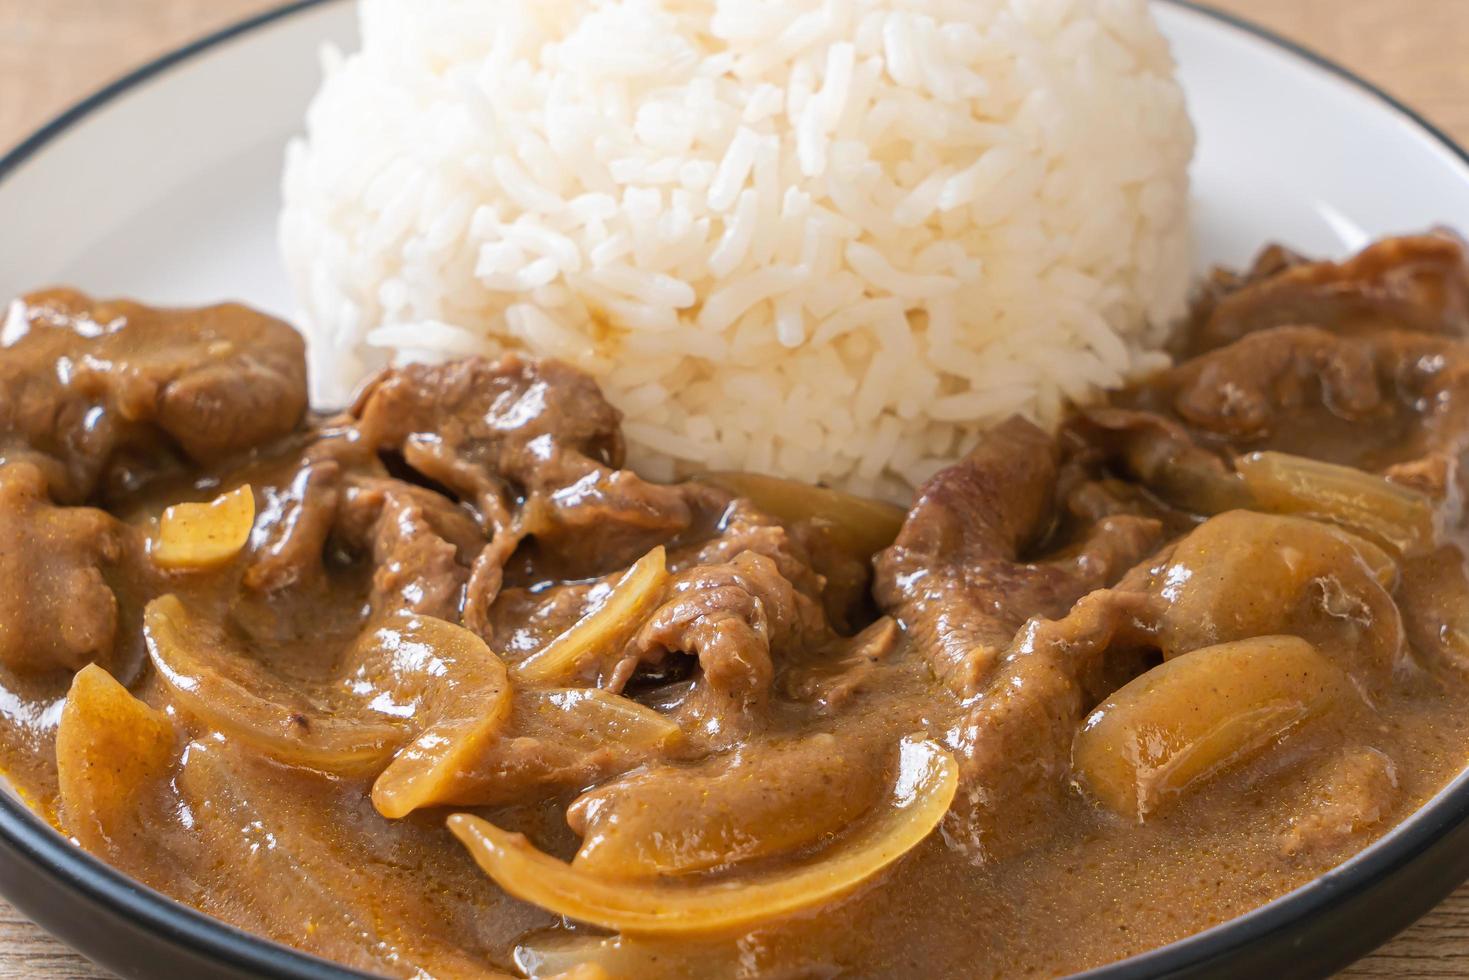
1, 1, 1468, 977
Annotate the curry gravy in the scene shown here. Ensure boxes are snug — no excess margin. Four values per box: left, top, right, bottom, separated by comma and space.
0, 235, 1468, 977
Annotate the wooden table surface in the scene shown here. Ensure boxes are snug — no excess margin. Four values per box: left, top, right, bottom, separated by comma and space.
1, 0, 1468, 977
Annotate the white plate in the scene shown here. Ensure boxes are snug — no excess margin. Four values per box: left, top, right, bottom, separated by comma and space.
1, 0, 1467, 323
2, 3, 1469, 977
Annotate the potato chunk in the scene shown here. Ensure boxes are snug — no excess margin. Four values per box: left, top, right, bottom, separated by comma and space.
1073, 636, 1352, 821
0, 462, 122, 673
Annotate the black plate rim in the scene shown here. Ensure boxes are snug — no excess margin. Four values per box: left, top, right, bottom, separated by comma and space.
1, 1, 1468, 978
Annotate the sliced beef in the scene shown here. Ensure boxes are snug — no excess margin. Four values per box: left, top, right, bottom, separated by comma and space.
1394, 546, 1469, 674
487, 579, 607, 661
350, 356, 721, 568
940, 502, 1416, 861
1180, 231, 1469, 357
790, 519, 872, 633
1154, 232, 1469, 482
480, 492, 847, 738
1278, 746, 1400, 858
627, 551, 833, 736
437, 731, 653, 807
1123, 324, 1469, 478
672, 498, 824, 601
782, 616, 903, 713
243, 356, 695, 605
482, 492, 848, 741
1185, 243, 1310, 334
246, 359, 838, 688
943, 589, 1160, 863
0, 462, 125, 673
343, 355, 732, 624
1384, 453, 1459, 499
350, 355, 623, 500
874, 417, 1056, 695
875, 417, 1163, 696
1160, 326, 1389, 441
335, 478, 486, 622
867, 419, 1168, 853
245, 427, 490, 627
245, 451, 345, 593
670, 495, 869, 634
1063, 407, 1247, 518
1, 289, 308, 503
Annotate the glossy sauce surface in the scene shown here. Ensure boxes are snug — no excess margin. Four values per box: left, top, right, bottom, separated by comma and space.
2, 236, 1469, 978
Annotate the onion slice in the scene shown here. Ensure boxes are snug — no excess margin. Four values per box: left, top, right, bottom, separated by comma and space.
368, 617, 514, 818
698, 471, 905, 560
1236, 450, 1439, 555
527, 687, 683, 748
409, 687, 682, 810
144, 597, 512, 782
1073, 636, 1352, 820
447, 737, 956, 936
514, 546, 668, 684
57, 665, 176, 849
144, 594, 400, 773
153, 485, 256, 569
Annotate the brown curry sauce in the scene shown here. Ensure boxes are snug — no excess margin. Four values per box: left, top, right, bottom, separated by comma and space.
1, 233, 1469, 977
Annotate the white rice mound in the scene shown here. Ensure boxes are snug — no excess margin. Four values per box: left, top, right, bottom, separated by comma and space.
280, 0, 1194, 497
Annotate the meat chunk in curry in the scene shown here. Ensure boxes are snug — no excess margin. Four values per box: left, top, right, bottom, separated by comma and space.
3, 232, 1469, 978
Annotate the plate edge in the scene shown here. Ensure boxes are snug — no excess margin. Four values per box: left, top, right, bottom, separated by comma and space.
0, 2, 1467, 980
0, 0, 337, 185
1162, 0, 1469, 174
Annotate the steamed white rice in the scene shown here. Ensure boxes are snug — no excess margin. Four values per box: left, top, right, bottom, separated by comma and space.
280, 0, 1194, 497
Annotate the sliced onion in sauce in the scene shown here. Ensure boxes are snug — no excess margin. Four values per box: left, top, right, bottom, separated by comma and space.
1236, 451, 1439, 555
373, 690, 662, 818
1150, 457, 1254, 515
363, 617, 513, 818
144, 596, 512, 782
152, 485, 256, 570
1073, 636, 1353, 821
145, 595, 402, 773
522, 687, 683, 747
569, 733, 886, 879
514, 546, 668, 684
57, 665, 176, 849
447, 737, 956, 937
698, 471, 906, 560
